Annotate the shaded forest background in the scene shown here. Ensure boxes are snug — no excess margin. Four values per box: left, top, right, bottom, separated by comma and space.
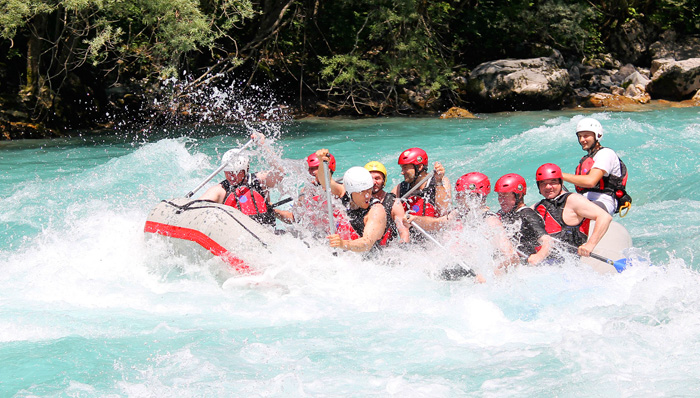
0, 0, 698, 136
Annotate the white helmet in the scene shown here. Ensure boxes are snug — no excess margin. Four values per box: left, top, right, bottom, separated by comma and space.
222, 151, 249, 172
576, 117, 603, 140
343, 166, 373, 194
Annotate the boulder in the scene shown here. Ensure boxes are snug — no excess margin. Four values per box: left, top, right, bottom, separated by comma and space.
583, 93, 641, 108
465, 52, 570, 111
648, 58, 700, 99
649, 31, 700, 61
608, 19, 653, 64
439, 107, 477, 119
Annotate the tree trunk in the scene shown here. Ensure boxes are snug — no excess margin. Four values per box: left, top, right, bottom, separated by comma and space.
23, 14, 46, 102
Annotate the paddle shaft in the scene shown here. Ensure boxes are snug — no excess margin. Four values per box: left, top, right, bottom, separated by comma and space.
322, 160, 336, 235
408, 220, 476, 278
399, 171, 435, 200
185, 139, 254, 198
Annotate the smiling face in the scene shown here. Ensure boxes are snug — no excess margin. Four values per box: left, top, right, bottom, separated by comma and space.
400, 164, 415, 183
577, 131, 597, 151
369, 171, 385, 194
538, 178, 562, 199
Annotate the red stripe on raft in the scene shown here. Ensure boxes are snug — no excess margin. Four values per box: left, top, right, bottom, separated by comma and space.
144, 221, 252, 273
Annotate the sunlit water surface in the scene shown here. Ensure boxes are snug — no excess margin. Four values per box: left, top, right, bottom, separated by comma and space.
1, 107, 700, 396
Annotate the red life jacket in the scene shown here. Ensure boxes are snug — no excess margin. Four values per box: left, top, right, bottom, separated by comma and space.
535, 192, 590, 250
307, 194, 360, 240
221, 175, 273, 225
575, 146, 628, 197
398, 177, 438, 217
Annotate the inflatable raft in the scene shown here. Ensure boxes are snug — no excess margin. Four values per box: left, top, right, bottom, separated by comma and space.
144, 198, 276, 273
582, 220, 633, 274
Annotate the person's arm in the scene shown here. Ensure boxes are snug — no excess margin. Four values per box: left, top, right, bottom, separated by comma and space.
328, 204, 387, 252
562, 169, 605, 189
486, 216, 519, 272
568, 193, 612, 256
406, 213, 448, 231
273, 209, 295, 224
391, 199, 410, 242
314, 149, 345, 197
198, 184, 226, 203
433, 161, 452, 216
528, 235, 552, 265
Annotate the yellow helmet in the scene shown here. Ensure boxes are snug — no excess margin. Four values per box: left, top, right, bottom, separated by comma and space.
364, 161, 387, 178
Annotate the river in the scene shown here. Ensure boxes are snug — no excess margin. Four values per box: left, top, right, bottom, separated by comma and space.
1, 107, 700, 396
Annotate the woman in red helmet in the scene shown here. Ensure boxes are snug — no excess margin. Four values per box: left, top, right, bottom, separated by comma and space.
534, 163, 612, 258
390, 147, 452, 218
495, 173, 552, 265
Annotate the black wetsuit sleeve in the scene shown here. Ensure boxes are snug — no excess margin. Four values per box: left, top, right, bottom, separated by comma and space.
519, 208, 547, 240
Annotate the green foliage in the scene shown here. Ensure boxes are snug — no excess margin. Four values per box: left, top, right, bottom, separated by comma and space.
649, 0, 700, 34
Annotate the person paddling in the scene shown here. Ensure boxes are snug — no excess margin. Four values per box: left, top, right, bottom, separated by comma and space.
561, 117, 628, 216
199, 133, 285, 227
391, 147, 451, 217
534, 163, 612, 258
495, 173, 552, 265
315, 149, 388, 253
408, 172, 517, 273
364, 161, 410, 244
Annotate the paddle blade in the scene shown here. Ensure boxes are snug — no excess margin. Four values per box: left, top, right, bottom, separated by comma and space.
613, 258, 630, 273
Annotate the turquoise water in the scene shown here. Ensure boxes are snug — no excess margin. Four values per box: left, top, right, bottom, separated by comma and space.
1, 107, 700, 396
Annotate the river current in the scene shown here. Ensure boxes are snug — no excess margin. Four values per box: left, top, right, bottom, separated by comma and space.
1, 107, 700, 396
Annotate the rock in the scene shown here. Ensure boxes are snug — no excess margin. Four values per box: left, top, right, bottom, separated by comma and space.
439, 107, 476, 119
465, 52, 570, 111
648, 58, 700, 99
608, 19, 653, 64
623, 71, 651, 89
582, 53, 621, 69
583, 93, 640, 108
612, 64, 637, 84
649, 31, 700, 61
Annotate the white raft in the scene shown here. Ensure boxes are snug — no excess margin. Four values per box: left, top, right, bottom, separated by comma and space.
582, 220, 632, 274
144, 198, 276, 273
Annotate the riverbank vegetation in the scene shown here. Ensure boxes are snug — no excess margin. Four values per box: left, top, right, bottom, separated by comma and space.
1, 0, 698, 138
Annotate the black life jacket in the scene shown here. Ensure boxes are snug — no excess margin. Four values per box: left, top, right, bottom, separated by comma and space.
398, 176, 438, 217
535, 192, 590, 251
378, 192, 398, 246
498, 206, 547, 256
575, 146, 631, 214
221, 174, 275, 226
341, 193, 386, 248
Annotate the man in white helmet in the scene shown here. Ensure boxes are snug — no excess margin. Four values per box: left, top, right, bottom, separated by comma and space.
315, 149, 388, 252
561, 117, 627, 216
199, 135, 285, 227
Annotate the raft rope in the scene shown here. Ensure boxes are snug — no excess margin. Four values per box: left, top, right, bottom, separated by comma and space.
163, 199, 270, 250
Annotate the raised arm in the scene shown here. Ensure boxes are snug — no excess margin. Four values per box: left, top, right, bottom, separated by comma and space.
433, 161, 452, 216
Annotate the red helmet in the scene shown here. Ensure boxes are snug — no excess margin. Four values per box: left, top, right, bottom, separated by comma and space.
307, 152, 336, 172
535, 163, 563, 181
455, 172, 491, 196
398, 148, 428, 167
494, 173, 526, 195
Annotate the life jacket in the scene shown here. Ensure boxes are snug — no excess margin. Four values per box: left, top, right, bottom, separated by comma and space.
221, 175, 274, 226
305, 194, 360, 240
398, 176, 438, 217
575, 146, 631, 214
340, 193, 386, 248
378, 192, 398, 246
535, 192, 590, 250
498, 206, 547, 256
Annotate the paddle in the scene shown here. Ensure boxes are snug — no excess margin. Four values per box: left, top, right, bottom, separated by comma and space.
589, 252, 629, 273
559, 240, 630, 273
406, 219, 477, 279
321, 160, 336, 235
185, 139, 254, 198
399, 170, 435, 200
